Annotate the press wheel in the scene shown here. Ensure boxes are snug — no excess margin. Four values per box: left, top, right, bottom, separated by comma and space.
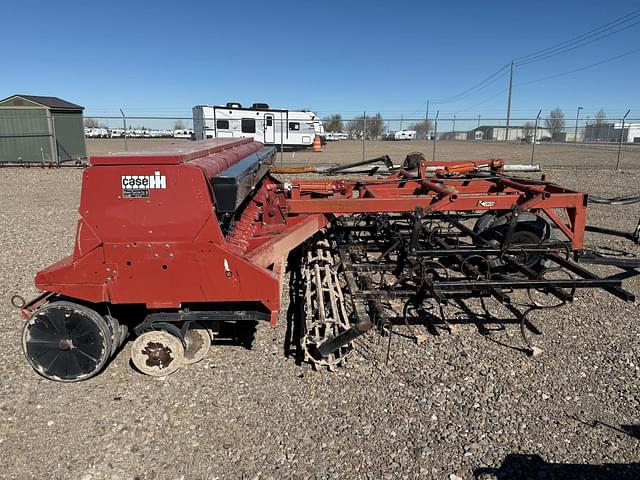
183, 322, 211, 364
22, 301, 113, 382
130, 330, 184, 376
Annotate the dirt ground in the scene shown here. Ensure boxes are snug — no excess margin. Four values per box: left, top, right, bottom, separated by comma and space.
0, 140, 639, 479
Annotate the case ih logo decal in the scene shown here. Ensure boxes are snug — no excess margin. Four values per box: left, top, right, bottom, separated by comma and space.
121, 171, 166, 198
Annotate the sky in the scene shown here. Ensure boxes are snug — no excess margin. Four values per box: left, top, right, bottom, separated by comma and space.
2, 0, 640, 123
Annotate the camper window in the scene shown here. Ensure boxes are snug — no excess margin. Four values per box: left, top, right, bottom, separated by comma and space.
216, 120, 229, 129
289, 122, 300, 131
241, 118, 256, 133
266, 117, 273, 126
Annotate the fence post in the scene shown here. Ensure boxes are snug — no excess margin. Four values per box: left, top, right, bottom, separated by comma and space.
362, 110, 366, 162
120, 109, 128, 151
425, 100, 430, 140
531, 109, 541, 165
616, 109, 631, 170
432, 110, 439, 162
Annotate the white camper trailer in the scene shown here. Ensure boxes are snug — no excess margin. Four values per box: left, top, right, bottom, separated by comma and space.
173, 129, 194, 139
193, 103, 324, 149
385, 130, 417, 141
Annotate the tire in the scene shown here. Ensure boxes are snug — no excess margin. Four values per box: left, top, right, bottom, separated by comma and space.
22, 301, 113, 382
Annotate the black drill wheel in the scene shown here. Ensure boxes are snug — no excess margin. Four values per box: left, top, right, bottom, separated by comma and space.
22, 301, 113, 382
474, 213, 551, 273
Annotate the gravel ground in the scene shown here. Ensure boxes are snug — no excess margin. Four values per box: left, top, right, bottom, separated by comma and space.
0, 144, 639, 479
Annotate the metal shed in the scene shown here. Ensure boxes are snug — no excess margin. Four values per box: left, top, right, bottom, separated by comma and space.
0, 94, 87, 164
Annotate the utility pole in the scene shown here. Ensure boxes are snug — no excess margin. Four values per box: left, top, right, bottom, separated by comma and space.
505, 61, 514, 142
399, 114, 403, 131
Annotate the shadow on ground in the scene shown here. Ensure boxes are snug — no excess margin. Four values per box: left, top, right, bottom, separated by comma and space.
474, 453, 640, 480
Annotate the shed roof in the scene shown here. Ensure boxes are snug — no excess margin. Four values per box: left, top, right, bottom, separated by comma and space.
0, 95, 84, 111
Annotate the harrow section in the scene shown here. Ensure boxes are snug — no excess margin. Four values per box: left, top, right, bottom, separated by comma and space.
300, 236, 354, 370
295, 208, 637, 362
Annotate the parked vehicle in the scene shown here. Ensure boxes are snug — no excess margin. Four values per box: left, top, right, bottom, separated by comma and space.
193, 102, 324, 149
384, 130, 417, 141
174, 129, 194, 139
84, 127, 109, 138
325, 132, 349, 141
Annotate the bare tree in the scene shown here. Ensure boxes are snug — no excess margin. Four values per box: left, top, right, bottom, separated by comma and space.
346, 116, 364, 139
174, 120, 186, 130
409, 120, 432, 139
84, 118, 101, 128
323, 114, 344, 132
545, 107, 565, 137
346, 114, 385, 139
594, 109, 607, 124
367, 113, 385, 139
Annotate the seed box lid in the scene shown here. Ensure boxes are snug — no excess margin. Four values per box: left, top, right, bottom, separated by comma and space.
90, 138, 254, 165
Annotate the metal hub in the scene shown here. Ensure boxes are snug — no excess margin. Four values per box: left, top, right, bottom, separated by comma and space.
141, 341, 174, 369
130, 330, 184, 376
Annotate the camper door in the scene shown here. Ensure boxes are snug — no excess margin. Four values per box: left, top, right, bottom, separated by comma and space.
264, 115, 275, 143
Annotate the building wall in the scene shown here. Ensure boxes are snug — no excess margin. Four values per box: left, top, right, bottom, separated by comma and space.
0, 108, 54, 163
52, 112, 87, 161
628, 125, 640, 143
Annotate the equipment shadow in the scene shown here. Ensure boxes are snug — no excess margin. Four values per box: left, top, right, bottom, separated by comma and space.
283, 248, 306, 364
474, 453, 640, 480
212, 321, 257, 350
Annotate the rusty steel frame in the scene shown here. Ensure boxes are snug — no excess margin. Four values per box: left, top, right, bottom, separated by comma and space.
286, 164, 587, 251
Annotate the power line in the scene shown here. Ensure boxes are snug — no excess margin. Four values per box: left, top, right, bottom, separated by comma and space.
515, 46, 640, 87
430, 64, 510, 104
517, 18, 640, 66
514, 8, 640, 64
454, 88, 509, 114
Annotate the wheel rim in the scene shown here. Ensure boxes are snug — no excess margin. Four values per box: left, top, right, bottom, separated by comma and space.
22, 302, 112, 382
130, 330, 184, 376
183, 323, 211, 365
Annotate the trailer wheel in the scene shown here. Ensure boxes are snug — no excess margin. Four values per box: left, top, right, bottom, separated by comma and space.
130, 330, 184, 376
183, 322, 211, 365
22, 301, 113, 382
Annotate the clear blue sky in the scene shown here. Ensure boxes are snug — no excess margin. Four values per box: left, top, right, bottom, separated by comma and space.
3, 0, 640, 121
